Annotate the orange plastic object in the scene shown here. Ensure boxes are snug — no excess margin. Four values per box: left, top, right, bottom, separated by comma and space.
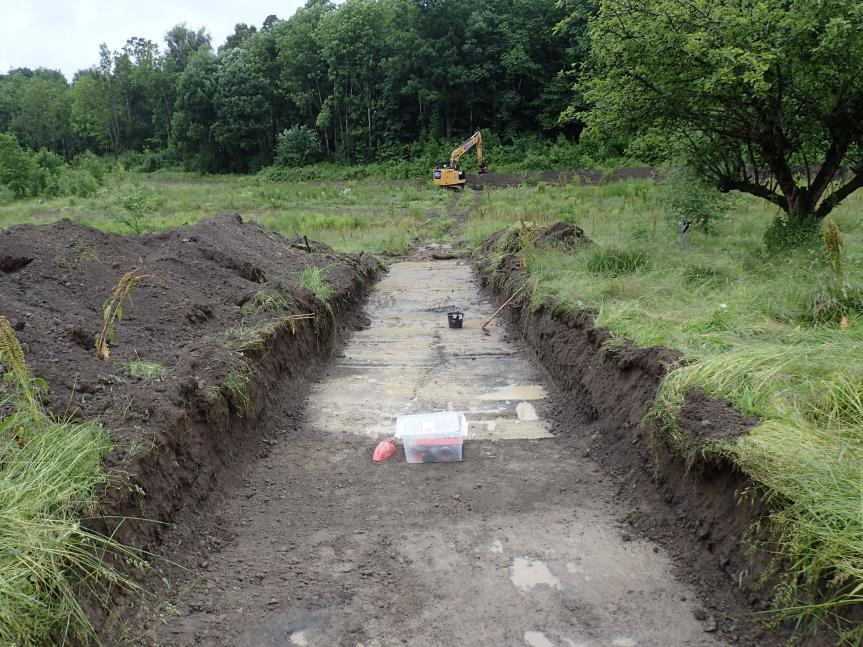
373, 438, 397, 462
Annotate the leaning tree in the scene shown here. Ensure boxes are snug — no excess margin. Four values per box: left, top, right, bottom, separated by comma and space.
582, 0, 863, 222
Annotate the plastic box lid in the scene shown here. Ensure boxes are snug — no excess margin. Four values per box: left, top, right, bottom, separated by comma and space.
395, 412, 467, 439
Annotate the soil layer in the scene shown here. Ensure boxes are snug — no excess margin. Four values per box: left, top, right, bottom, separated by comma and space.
0, 214, 381, 551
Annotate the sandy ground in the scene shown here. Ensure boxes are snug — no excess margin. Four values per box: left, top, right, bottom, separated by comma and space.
133, 260, 723, 647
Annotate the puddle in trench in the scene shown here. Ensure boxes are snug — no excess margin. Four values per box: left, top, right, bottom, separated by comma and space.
510, 557, 561, 591
516, 401, 538, 421
524, 630, 554, 647
478, 384, 546, 401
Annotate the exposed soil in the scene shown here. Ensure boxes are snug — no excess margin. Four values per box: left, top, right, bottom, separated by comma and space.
113, 258, 739, 646
474, 224, 832, 645
466, 167, 660, 190
0, 214, 381, 553
0, 207, 831, 646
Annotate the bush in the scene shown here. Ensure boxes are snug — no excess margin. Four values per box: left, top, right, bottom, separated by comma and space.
275, 125, 322, 167
660, 163, 730, 233
110, 185, 158, 234
31, 149, 66, 197
0, 133, 37, 197
763, 214, 822, 252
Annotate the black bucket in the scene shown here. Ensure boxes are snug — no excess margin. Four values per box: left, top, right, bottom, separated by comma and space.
447, 311, 464, 329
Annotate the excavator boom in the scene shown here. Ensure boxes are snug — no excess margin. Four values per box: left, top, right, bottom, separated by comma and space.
433, 130, 489, 191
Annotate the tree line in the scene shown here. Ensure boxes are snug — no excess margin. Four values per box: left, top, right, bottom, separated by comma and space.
2, 0, 862, 224
0, 0, 587, 173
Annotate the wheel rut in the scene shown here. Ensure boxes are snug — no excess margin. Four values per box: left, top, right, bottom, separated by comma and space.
138, 260, 723, 647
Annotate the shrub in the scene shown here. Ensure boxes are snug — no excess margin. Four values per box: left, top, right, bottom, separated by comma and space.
110, 186, 158, 234
763, 214, 822, 252
275, 125, 322, 167
661, 163, 730, 233
0, 133, 37, 197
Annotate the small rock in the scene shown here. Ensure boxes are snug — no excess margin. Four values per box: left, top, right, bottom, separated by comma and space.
700, 419, 712, 428
703, 615, 718, 633
693, 607, 708, 621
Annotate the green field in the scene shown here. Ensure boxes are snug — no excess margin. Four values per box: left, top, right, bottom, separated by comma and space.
468, 179, 863, 640
0, 171, 450, 255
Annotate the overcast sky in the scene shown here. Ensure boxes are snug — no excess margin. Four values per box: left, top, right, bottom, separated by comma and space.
0, 1, 306, 81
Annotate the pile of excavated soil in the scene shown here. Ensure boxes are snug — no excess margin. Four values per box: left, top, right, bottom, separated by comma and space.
465, 167, 660, 189
0, 214, 381, 547
474, 222, 818, 645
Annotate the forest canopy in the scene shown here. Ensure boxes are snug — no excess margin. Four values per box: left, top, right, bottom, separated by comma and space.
0, 0, 588, 173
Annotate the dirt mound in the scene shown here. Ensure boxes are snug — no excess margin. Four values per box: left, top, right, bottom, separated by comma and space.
466, 167, 660, 189
481, 221, 592, 256
0, 214, 382, 548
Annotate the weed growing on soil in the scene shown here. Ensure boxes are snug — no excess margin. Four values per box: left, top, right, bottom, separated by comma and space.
213, 357, 254, 412
124, 357, 169, 380
97, 269, 149, 361
0, 318, 139, 645
471, 181, 863, 639
300, 265, 333, 303
241, 285, 293, 317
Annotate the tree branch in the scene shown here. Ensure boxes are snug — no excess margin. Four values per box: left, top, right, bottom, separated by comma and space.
717, 177, 787, 211
815, 172, 863, 219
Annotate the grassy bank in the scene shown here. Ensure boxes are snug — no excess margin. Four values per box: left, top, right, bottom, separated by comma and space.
0, 171, 449, 254
0, 317, 136, 644
469, 180, 863, 641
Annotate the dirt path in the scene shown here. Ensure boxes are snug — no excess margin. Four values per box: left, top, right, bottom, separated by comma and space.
137, 260, 723, 647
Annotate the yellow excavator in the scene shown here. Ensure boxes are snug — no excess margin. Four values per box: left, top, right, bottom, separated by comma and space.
433, 130, 489, 191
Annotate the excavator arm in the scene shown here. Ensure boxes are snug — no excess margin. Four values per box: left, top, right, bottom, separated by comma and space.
433, 130, 490, 190
450, 131, 488, 172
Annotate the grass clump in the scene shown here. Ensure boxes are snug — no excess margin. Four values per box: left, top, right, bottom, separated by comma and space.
241, 285, 293, 317
585, 245, 651, 276
0, 316, 138, 644
124, 357, 169, 380
299, 265, 333, 303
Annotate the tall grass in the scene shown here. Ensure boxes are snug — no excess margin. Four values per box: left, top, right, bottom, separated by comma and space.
0, 171, 447, 255
0, 316, 137, 644
470, 182, 863, 640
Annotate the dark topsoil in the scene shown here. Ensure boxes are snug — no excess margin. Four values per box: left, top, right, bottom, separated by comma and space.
465, 167, 660, 190
0, 214, 381, 550
475, 224, 835, 646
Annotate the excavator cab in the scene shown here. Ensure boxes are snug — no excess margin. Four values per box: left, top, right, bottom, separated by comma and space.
433, 131, 488, 192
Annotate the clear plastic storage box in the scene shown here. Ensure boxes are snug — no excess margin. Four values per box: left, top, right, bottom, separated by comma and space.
395, 412, 467, 464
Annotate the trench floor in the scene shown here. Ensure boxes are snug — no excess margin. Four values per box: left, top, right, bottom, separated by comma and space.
140, 260, 722, 647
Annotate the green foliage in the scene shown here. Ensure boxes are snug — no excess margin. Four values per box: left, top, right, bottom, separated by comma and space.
124, 357, 169, 380
585, 246, 651, 276
0, 133, 37, 196
809, 219, 863, 324
582, 0, 863, 220
763, 214, 822, 253
299, 265, 333, 303
275, 125, 321, 167
0, 318, 139, 645
110, 185, 158, 234
471, 179, 863, 641
660, 164, 730, 233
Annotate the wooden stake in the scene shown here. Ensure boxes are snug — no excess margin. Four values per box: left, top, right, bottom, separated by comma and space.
482, 284, 526, 331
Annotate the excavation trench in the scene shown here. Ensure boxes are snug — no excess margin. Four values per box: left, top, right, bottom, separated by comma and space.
127, 259, 739, 647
